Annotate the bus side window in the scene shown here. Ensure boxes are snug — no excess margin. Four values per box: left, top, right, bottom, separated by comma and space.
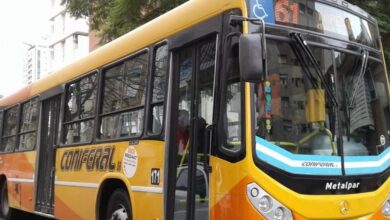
148, 44, 168, 135
18, 98, 39, 151
99, 51, 149, 140
221, 41, 243, 154
63, 73, 98, 145
1, 106, 19, 153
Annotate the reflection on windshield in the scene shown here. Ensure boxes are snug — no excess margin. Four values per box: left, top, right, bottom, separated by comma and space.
335, 52, 390, 155
255, 39, 390, 157
255, 40, 336, 155
272, 0, 379, 48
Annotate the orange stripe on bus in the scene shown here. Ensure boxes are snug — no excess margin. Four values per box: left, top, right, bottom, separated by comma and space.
211, 176, 264, 220
55, 196, 83, 220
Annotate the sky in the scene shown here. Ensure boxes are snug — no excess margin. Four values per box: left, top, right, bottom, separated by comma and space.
0, 0, 49, 97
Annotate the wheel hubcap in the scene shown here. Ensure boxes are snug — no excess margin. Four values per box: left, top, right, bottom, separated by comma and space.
110, 204, 128, 220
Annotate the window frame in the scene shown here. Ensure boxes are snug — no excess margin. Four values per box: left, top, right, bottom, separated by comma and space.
61, 71, 99, 146
146, 42, 169, 137
0, 104, 20, 154
16, 97, 40, 152
97, 48, 150, 142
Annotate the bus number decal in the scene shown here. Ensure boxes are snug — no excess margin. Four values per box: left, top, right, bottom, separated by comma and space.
60, 146, 116, 172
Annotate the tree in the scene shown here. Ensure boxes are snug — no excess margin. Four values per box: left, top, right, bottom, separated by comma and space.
61, 0, 186, 44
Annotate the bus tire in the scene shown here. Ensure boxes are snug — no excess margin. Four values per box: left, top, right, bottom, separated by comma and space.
105, 188, 132, 220
0, 182, 12, 220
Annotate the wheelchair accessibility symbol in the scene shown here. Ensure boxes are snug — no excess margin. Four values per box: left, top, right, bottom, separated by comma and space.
253, 0, 269, 19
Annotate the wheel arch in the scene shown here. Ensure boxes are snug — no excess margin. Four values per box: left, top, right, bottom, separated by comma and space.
95, 175, 134, 220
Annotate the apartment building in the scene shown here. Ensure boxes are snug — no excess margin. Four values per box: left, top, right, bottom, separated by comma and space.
22, 45, 50, 85
48, 0, 89, 72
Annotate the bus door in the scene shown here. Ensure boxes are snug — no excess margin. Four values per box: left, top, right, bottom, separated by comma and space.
35, 95, 61, 215
171, 36, 217, 220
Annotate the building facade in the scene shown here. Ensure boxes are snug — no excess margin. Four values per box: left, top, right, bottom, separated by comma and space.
22, 45, 50, 85
48, 0, 89, 72
23, 0, 90, 85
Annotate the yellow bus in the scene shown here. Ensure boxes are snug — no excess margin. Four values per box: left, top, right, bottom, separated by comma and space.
0, 0, 389, 219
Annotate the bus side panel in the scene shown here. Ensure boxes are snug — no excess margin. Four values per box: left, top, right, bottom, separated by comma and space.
0, 154, 19, 209
54, 143, 111, 220
126, 140, 165, 220
0, 152, 36, 212
53, 140, 165, 220
55, 186, 97, 220
17, 151, 37, 212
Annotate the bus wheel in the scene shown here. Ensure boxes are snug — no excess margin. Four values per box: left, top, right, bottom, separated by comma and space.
105, 189, 132, 220
0, 182, 11, 219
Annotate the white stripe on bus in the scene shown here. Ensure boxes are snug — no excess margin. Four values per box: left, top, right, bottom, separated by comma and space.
131, 186, 163, 194
55, 181, 163, 194
8, 178, 34, 183
55, 181, 99, 188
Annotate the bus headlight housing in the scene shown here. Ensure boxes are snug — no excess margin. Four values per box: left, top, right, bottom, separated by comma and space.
383, 195, 390, 216
247, 183, 293, 220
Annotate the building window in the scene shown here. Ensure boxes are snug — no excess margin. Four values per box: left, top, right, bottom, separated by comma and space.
63, 73, 98, 144
37, 50, 41, 79
1, 106, 18, 153
18, 98, 39, 151
62, 13, 66, 34
61, 41, 65, 62
73, 35, 79, 50
50, 20, 55, 34
148, 44, 168, 135
99, 52, 148, 140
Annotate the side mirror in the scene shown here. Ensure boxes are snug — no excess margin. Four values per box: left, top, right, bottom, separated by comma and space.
239, 34, 265, 83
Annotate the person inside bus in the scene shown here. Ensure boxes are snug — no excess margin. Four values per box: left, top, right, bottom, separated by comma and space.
177, 109, 190, 156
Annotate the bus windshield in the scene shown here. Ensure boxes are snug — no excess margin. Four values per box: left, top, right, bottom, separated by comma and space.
254, 39, 390, 175
249, 0, 380, 48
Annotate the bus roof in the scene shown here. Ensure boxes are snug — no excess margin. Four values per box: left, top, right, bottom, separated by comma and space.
0, 0, 245, 108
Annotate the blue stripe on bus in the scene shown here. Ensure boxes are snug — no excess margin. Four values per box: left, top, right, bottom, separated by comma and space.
256, 149, 342, 175
344, 147, 390, 162
255, 137, 340, 162
255, 136, 390, 176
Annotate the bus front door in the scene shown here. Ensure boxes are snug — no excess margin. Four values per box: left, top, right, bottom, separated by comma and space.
170, 36, 217, 220
35, 95, 61, 215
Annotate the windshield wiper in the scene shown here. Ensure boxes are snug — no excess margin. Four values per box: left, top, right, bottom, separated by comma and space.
348, 49, 369, 109
290, 32, 338, 108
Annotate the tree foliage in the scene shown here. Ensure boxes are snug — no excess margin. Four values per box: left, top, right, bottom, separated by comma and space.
61, 0, 186, 43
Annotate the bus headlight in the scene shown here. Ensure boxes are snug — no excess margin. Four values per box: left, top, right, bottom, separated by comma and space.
247, 183, 293, 220
383, 195, 390, 216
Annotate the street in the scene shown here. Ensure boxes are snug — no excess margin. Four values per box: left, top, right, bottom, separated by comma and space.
11, 209, 51, 220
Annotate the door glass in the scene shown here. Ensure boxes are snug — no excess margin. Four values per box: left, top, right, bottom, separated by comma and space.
173, 37, 216, 220
174, 47, 193, 220
194, 39, 216, 220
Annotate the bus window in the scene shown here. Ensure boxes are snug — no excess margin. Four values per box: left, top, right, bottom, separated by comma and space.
222, 40, 242, 153
148, 44, 168, 135
100, 52, 148, 139
18, 98, 39, 151
64, 73, 97, 144
1, 106, 18, 152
